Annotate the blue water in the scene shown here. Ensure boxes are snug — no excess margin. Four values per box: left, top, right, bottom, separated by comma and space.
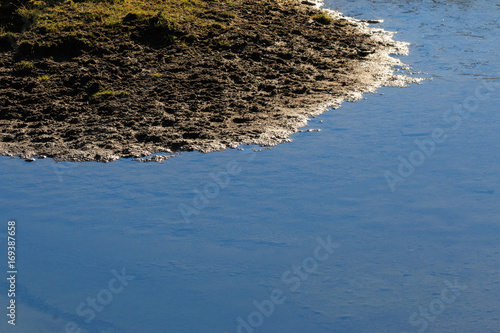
1, 0, 499, 332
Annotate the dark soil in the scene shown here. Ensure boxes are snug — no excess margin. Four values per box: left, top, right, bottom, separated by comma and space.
0, 0, 417, 162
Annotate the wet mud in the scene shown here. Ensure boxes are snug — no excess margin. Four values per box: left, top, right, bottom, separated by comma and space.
0, 0, 420, 162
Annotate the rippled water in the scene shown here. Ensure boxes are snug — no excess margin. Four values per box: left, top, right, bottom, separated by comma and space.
1, 0, 499, 332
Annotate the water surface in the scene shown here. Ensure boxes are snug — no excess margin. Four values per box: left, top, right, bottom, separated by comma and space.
1, 0, 499, 332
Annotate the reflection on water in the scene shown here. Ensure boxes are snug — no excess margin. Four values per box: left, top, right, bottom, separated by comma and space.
0, 0, 499, 332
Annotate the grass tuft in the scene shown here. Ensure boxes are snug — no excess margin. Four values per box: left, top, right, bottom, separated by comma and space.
92, 90, 127, 98
312, 12, 333, 25
38, 74, 50, 81
13, 61, 34, 73
220, 12, 236, 19
207, 21, 226, 29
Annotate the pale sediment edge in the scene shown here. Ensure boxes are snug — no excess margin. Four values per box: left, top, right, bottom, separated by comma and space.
229, 0, 423, 156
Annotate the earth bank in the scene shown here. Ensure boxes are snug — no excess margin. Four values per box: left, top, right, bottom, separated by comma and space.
0, 0, 418, 162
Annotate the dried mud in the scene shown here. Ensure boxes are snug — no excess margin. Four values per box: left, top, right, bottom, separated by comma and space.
0, 0, 420, 162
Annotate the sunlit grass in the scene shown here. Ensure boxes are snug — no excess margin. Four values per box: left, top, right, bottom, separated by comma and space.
13, 60, 34, 73
14, 0, 227, 32
92, 90, 127, 98
312, 12, 333, 25
37, 74, 50, 81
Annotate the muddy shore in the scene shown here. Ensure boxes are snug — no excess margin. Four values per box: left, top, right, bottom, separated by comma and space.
0, 0, 420, 162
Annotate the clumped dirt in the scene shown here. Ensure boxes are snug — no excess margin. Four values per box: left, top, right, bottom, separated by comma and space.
0, 0, 419, 162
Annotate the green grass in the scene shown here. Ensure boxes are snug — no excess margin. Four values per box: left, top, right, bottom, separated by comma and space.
11, 0, 231, 33
13, 61, 34, 73
92, 90, 127, 98
205, 21, 227, 29
312, 12, 333, 25
37, 74, 50, 81
0, 0, 236, 50
217, 38, 231, 46
220, 12, 236, 19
